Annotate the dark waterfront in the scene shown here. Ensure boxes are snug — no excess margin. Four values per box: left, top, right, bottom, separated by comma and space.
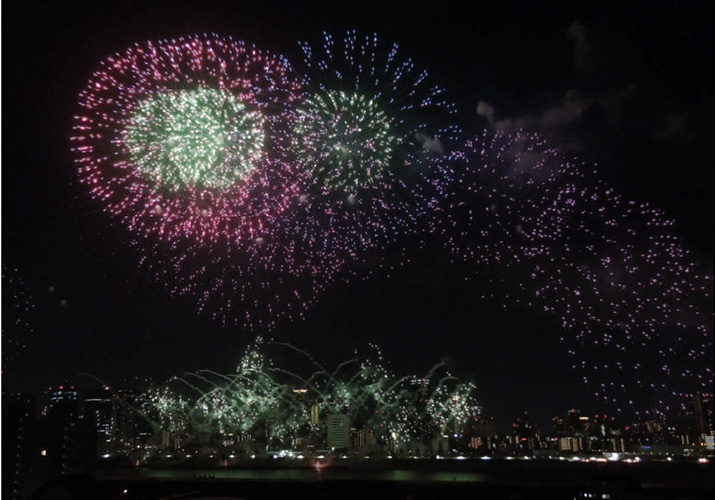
34, 459, 714, 500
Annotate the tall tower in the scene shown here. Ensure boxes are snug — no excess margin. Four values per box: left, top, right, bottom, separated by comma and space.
310, 404, 320, 426
43, 386, 94, 478
83, 388, 113, 456
327, 413, 350, 450
2, 393, 37, 500
693, 393, 714, 435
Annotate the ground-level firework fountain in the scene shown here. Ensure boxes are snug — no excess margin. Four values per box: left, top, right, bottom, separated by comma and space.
111, 339, 480, 460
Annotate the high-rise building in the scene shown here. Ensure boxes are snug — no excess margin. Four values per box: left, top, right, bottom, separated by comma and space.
2, 393, 37, 500
353, 426, 376, 449
607, 437, 626, 453
44, 387, 79, 476
161, 430, 171, 450
41, 386, 95, 478
512, 418, 537, 451
83, 388, 113, 455
559, 436, 582, 452
693, 393, 714, 435
327, 413, 350, 450
111, 391, 137, 446
110, 380, 154, 450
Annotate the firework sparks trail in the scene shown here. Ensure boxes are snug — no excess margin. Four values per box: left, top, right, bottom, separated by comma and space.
133, 340, 480, 448
421, 130, 714, 417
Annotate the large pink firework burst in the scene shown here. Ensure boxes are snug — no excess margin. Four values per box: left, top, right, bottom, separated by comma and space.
70, 33, 303, 245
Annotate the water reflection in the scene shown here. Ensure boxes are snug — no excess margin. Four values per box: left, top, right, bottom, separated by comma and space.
120, 468, 490, 483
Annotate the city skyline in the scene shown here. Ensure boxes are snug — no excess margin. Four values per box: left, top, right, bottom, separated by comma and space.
9, 343, 713, 438
2, 0, 713, 435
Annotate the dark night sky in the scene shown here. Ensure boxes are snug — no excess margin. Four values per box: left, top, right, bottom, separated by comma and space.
2, 1, 713, 431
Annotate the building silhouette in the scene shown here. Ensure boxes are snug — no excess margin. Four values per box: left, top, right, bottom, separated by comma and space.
2, 393, 38, 500
327, 413, 350, 450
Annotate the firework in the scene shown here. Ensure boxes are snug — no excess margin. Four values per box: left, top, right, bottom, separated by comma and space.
295, 31, 461, 187
135, 340, 480, 450
294, 89, 399, 192
70, 33, 303, 244
133, 235, 337, 331
263, 30, 462, 289
124, 87, 265, 190
424, 130, 713, 417
124, 31, 462, 330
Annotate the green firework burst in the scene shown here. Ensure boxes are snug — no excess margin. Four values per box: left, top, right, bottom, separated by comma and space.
295, 90, 400, 191
125, 88, 265, 190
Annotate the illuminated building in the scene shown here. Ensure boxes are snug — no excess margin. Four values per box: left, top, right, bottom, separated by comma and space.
44, 386, 79, 476
559, 436, 582, 452
2, 393, 37, 500
110, 380, 155, 449
310, 404, 320, 426
353, 426, 376, 449
42, 385, 96, 478
693, 393, 714, 435
161, 431, 171, 449
83, 388, 113, 455
327, 413, 350, 450
512, 418, 537, 451
607, 437, 626, 453
470, 436, 484, 449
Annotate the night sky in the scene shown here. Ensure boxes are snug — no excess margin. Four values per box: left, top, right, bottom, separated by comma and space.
2, 1, 713, 431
